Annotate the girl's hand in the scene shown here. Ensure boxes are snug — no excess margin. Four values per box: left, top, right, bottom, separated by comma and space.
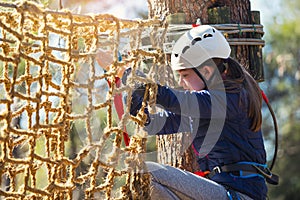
96, 49, 113, 71
96, 49, 126, 78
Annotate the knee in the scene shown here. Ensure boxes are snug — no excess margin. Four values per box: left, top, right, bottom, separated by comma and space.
145, 161, 167, 177
145, 161, 161, 182
146, 161, 168, 173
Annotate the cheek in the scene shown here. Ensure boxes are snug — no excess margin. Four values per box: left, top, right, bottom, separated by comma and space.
190, 78, 205, 91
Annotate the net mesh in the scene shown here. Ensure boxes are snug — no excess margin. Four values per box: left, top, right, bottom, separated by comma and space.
0, 1, 170, 199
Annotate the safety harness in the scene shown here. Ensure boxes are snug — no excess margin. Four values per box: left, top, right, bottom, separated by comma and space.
194, 161, 278, 199
207, 162, 279, 185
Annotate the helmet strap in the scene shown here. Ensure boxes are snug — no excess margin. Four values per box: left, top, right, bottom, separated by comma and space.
192, 67, 208, 90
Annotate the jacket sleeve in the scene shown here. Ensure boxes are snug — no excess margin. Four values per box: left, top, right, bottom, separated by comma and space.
144, 110, 192, 135
155, 85, 227, 119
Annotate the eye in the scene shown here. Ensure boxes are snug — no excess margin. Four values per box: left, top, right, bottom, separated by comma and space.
181, 72, 189, 78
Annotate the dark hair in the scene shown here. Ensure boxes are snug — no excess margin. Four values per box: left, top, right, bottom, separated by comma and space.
219, 57, 262, 132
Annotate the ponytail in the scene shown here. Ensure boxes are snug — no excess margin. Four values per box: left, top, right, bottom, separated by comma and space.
224, 58, 262, 132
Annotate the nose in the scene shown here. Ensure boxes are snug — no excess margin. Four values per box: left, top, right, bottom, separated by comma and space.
178, 75, 185, 87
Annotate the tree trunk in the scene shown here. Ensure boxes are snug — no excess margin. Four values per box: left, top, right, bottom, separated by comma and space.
148, 0, 260, 172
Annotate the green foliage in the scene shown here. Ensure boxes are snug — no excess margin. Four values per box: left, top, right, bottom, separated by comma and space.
262, 0, 300, 199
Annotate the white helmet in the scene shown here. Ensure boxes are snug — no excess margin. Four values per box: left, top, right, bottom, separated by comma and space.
171, 25, 231, 71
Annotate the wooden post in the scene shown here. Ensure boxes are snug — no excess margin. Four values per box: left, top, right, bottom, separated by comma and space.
249, 11, 264, 81
208, 6, 264, 81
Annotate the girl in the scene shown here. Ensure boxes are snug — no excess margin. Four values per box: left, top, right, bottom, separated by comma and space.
130, 25, 274, 200
96, 25, 277, 200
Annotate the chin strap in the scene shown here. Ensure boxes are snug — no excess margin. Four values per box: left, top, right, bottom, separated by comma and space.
192, 68, 208, 90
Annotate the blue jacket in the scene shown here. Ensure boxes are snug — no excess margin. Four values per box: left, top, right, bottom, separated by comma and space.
145, 85, 268, 200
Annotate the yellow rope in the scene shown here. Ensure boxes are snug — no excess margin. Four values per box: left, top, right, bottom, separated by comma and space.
0, 1, 167, 199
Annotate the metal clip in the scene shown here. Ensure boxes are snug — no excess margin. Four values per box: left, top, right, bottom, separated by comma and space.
213, 166, 222, 174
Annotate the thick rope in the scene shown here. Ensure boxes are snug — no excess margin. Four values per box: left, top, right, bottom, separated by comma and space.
0, 1, 166, 199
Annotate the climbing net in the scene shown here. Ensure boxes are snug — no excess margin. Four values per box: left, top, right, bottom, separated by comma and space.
0, 1, 170, 199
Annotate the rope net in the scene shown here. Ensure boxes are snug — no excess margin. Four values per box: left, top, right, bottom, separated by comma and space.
0, 1, 170, 199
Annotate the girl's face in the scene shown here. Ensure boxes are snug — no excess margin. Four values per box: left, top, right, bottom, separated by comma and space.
177, 68, 205, 91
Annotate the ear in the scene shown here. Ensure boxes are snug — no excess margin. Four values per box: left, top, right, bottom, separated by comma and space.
201, 66, 215, 80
